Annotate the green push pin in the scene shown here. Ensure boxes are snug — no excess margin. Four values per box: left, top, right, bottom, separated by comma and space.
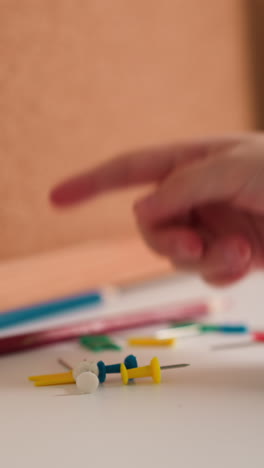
79, 335, 122, 352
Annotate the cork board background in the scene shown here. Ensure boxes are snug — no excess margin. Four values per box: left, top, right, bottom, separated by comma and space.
0, 0, 254, 259
0, 1, 257, 307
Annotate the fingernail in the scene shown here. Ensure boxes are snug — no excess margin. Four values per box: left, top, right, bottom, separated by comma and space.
173, 239, 203, 262
222, 241, 251, 274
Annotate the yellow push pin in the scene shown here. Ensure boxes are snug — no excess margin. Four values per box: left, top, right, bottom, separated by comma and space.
29, 371, 75, 386
128, 337, 176, 347
28, 367, 99, 394
120, 357, 189, 384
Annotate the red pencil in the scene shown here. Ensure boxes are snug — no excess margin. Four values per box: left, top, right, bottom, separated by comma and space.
0, 300, 210, 355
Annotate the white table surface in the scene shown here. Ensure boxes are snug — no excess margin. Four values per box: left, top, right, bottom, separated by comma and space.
1, 273, 264, 468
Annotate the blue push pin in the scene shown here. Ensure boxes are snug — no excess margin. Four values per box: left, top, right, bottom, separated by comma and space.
97, 355, 138, 383
199, 323, 248, 334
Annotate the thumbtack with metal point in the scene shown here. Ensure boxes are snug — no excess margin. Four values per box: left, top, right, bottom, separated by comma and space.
120, 357, 189, 384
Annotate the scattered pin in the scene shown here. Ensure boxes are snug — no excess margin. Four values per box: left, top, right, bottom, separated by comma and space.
253, 332, 264, 342
200, 323, 248, 334
76, 372, 99, 394
128, 337, 176, 347
72, 361, 99, 380
212, 331, 264, 351
29, 371, 73, 382
166, 322, 248, 339
29, 369, 99, 394
72, 355, 138, 383
32, 372, 75, 386
120, 357, 189, 384
170, 321, 249, 334
170, 321, 197, 328
97, 355, 138, 383
79, 335, 121, 352
29, 355, 138, 392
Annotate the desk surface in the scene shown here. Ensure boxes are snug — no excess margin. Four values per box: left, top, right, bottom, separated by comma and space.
1, 273, 264, 468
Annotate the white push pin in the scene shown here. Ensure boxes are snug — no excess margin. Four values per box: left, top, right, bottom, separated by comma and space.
58, 358, 99, 394
72, 360, 99, 380
76, 371, 99, 394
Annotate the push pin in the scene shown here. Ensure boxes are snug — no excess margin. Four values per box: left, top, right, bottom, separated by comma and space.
199, 323, 248, 334
73, 355, 138, 383
79, 334, 121, 352
72, 361, 99, 380
29, 372, 75, 386
29, 355, 138, 393
75, 371, 99, 394
128, 337, 176, 347
97, 354, 138, 383
29, 370, 99, 394
120, 357, 189, 384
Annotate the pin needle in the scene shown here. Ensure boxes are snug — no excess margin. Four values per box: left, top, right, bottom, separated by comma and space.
160, 364, 190, 370
57, 358, 72, 370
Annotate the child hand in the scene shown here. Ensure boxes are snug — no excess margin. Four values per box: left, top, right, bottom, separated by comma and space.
51, 134, 264, 286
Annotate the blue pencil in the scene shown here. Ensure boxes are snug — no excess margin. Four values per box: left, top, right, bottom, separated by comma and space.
0, 290, 106, 329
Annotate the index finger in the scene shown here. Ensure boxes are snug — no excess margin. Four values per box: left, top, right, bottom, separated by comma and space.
50, 138, 238, 206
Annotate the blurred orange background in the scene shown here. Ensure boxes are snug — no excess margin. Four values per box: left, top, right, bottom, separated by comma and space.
0, 1, 258, 307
